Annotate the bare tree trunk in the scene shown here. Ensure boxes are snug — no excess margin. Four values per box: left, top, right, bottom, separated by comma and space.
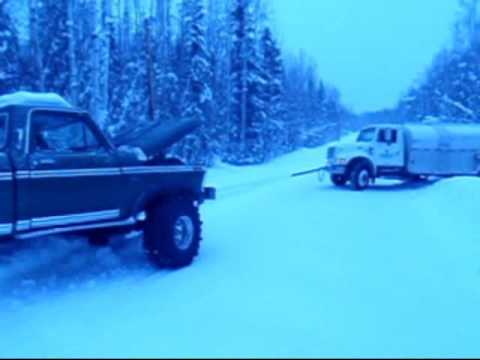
29, 0, 45, 91
145, 17, 157, 121
133, 0, 143, 32
156, 0, 171, 62
94, 0, 111, 127
68, 0, 78, 103
240, 41, 247, 152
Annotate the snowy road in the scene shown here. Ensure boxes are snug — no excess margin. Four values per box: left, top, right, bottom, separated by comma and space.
1, 141, 480, 357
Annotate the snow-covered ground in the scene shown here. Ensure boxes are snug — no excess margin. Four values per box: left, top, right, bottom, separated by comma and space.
1, 139, 480, 358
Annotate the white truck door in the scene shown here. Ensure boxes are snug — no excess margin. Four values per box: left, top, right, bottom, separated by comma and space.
373, 128, 404, 167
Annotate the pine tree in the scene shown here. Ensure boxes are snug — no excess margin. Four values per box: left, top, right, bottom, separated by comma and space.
206, 0, 232, 159
120, 25, 150, 127
172, 0, 213, 165
107, 17, 125, 132
398, 45, 480, 123
283, 53, 319, 151
229, 0, 267, 164
180, 0, 212, 120
397, 1, 480, 123
155, 0, 172, 62
260, 27, 285, 158
0, 0, 20, 95
33, 0, 70, 94
71, 0, 97, 112
455, 0, 480, 49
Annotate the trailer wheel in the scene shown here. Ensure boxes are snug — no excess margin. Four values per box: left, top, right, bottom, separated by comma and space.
350, 162, 372, 191
331, 174, 347, 186
144, 196, 201, 269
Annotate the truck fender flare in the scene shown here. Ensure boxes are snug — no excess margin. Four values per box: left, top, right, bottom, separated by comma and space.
132, 189, 197, 216
346, 157, 376, 178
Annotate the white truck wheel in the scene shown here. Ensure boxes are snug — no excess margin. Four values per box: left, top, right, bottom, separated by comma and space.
350, 163, 372, 191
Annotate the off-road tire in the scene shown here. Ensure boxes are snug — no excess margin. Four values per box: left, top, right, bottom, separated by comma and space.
331, 174, 347, 187
144, 196, 202, 269
349, 162, 372, 191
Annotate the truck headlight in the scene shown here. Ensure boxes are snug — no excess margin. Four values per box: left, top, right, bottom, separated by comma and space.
336, 158, 348, 165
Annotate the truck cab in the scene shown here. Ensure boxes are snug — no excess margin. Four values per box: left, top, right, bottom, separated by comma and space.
327, 125, 407, 190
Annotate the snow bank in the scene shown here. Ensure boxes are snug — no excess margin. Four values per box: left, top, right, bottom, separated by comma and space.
0, 91, 73, 109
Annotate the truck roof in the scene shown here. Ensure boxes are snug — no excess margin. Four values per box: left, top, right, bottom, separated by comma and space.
404, 123, 480, 149
0, 91, 74, 111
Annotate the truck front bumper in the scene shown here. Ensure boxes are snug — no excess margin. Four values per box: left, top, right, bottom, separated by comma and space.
328, 165, 347, 175
201, 187, 216, 201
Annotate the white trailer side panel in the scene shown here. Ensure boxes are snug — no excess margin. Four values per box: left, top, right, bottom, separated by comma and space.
404, 124, 480, 176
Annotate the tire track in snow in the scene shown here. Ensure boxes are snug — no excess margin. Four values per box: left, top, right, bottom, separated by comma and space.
0, 233, 152, 304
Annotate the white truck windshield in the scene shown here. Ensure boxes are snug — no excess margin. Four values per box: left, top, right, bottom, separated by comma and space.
357, 128, 376, 142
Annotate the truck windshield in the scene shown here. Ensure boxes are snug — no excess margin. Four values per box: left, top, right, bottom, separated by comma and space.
357, 128, 376, 143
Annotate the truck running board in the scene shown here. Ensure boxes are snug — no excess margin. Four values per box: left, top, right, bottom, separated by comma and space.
15, 217, 138, 240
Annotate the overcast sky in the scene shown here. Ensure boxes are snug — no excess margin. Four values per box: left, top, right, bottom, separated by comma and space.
271, 0, 458, 113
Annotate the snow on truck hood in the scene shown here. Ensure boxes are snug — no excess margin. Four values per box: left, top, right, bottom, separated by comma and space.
327, 133, 360, 148
330, 142, 370, 157
0, 91, 73, 109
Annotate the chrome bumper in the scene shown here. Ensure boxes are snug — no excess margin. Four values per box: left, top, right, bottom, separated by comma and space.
329, 165, 347, 175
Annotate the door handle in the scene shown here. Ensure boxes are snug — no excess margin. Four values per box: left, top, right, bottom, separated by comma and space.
33, 158, 56, 166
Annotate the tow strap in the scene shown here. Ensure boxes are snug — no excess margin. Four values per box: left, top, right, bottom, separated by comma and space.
291, 166, 329, 178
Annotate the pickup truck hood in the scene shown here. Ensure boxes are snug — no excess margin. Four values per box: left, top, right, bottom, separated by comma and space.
112, 118, 201, 160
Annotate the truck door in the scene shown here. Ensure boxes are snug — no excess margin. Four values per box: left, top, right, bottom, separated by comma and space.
0, 112, 14, 238
18, 109, 123, 232
374, 128, 404, 168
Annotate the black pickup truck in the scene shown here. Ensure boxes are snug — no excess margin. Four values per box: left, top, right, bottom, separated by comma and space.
0, 92, 215, 268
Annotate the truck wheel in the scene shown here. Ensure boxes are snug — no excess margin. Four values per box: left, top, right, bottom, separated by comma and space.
144, 196, 201, 269
331, 174, 347, 186
350, 163, 372, 191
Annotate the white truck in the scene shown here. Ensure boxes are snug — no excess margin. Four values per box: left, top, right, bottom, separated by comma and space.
325, 123, 480, 190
